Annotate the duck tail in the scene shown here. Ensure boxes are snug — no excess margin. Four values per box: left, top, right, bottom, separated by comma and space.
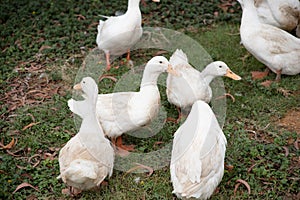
170, 49, 189, 66
96, 20, 105, 46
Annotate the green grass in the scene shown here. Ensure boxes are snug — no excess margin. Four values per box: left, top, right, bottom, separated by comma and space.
1, 0, 299, 199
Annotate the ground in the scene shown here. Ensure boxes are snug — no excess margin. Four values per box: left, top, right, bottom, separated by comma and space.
278, 109, 300, 134
0, 0, 299, 199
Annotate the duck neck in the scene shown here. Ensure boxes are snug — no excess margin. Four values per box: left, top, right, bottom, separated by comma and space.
241, 0, 261, 26
79, 114, 105, 140
127, 0, 141, 10
201, 68, 216, 85
140, 68, 160, 88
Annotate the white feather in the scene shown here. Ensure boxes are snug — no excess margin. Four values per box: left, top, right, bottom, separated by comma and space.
167, 49, 241, 110
170, 100, 227, 199
96, 0, 143, 56
59, 77, 114, 191
96, 56, 172, 139
238, 0, 300, 77
254, 0, 300, 32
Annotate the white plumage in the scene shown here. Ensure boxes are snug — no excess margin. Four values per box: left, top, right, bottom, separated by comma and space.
59, 77, 114, 191
254, 0, 300, 34
96, 56, 176, 141
96, 0, 160, 70
96, 0, 142, 54
238, 0, 300, 80
170, 100, 227, 199
166, 49, 241, 111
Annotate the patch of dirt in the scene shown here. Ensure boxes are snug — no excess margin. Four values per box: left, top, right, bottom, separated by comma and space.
277, 109, 300, 134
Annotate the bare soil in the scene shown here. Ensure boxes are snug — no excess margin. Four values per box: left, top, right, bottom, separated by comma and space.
278, 109, 300, 134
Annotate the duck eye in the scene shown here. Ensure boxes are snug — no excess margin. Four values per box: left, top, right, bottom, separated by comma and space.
219, 66, 222, 68
159, 61, 163, 64
83, 81, 86, 84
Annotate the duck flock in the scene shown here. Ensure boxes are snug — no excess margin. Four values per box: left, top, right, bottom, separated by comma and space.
57, 0, 300, 199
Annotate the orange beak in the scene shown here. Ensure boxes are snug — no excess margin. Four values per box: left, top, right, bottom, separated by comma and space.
167, 64, 180, 76
73, 83, 82, 90
225, 69, 242, 80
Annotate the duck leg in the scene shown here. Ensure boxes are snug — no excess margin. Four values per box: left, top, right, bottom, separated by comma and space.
115, 136, 135, 151
126, 49, 131, 62
61, 186, 82, 197
166, 107, 183, 124
275, 69, 282, 82
251, 68, 270, 80
260, 69, 282, 87
105, 52, 111, 71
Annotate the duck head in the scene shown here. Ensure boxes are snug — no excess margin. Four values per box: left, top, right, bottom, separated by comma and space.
146, 56, 178, 75
204, 61, 242, 80
141, 56, 178, 86
73, 77, 99, 104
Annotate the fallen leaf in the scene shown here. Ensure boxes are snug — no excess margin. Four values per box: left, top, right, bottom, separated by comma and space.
14, 40, 24, 50
283, 146, 289, 157
21, 173, 33, 180
28, 154, 42, 167
124, 163, 154, 177
294, 138, 299, 150
39, 45, 51, 52
75, 14, 86, 20
153, 141, 164, 147
218, 2, 233, 13
99, 74, 118, 82
251, 71, 269, 80
0, 138, 16, 150
247, 163, 258, 173
260, 80, 273, 87
43, 152, 57, 160
225, 163, 234, 171
16, 165, 27, 170
277, 88, 292, 97
26, 194, 38, 200
22, 122, 40, 131
214, 93, 235, 102
12, 182, 39, 194
6, 150, 22, 157
154, 50, 168, 56
234, 179, 251, 195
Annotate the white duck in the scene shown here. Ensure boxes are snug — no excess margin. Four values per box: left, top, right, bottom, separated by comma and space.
166, 49, 241, 121
254, 0, 300, 35
58, 77, 114, 193
170, 100, 227, 199
238, 0, 300, 81
96, 0, 160, 70
96, 56, 176, 150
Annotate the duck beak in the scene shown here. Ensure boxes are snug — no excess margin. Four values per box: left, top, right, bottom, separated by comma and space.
152, 0, 160, 2
225, 69, 242, 80
73, 83, 82, 90
167, 64, 180, 76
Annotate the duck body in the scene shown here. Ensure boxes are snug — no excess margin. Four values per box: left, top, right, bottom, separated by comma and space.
170, 100, 227, 199
166, 63, 210, 109
96, 85, 160, 138
96, 0, 142, 56
239, 0, 300, 78
166, 49, 241, 110
59, 77, 114, 191
254, 0, 300, 32
96, 56, 174, 139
